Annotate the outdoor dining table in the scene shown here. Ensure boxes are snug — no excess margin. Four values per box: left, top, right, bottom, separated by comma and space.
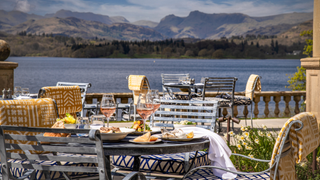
163, 83, 204, 99
67, 134, 210, 180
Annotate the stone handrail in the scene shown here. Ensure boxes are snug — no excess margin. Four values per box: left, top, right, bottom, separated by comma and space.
85, 91, 306, 118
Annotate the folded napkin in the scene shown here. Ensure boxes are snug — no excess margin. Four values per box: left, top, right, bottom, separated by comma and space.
180, 127, 237, 179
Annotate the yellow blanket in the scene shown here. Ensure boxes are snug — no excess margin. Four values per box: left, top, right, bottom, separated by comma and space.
128, 75, 150, 105
245, 74, 261, 99
0, 98, 58, 153
39, 86, 82, 118
270, 112, 320, 180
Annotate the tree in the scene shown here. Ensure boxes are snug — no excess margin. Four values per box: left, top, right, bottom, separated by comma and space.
301, 30, 313, 57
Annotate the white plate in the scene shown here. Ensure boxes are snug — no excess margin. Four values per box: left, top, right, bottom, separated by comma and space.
100, 128, 135, 142
129, 139, 162, 144
174, 124, 196, 128
157, 135, 203, 142
128, 127, 162, 135
64, 124, 77, 129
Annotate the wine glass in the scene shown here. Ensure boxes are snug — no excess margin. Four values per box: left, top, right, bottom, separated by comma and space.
21, 88, 30, 97
14, 86, 22, 98
149, 89, 161, 114
100, 95, 116, 127
136, 93, 154, 132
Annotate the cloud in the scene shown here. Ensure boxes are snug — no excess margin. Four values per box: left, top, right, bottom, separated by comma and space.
13, 0, 32, 12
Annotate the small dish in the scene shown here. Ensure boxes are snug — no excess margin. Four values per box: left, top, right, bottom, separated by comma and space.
100, 128, 135, 142
129, 139, 162, 144
64, 124, 77, 129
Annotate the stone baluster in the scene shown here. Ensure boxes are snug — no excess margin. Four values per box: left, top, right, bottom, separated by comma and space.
294, 95, 301, 114
263, 96, 271, 117
253, 96, 260, 118
284, 96, 291, 117
273, 95, 281, 117
233, 106, 238, 118
243, 106, 248, 119
223, 108, 228, 117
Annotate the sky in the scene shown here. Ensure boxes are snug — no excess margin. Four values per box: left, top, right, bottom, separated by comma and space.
0, 0, 314, 22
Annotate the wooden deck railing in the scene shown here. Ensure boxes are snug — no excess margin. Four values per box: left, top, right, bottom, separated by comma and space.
86, 91, 306, 118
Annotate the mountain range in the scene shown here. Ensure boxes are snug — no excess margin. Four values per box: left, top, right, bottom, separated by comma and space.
0, 9, 313, 41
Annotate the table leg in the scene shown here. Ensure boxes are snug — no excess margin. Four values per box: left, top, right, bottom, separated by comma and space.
132, 156, 141, 180
105, 155, 112, 180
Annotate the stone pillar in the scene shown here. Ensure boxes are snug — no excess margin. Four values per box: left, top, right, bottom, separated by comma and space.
300, 0, 320, 122
0, 62, 18, 94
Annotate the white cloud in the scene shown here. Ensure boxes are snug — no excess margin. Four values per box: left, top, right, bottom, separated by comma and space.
13, 0, 32, 12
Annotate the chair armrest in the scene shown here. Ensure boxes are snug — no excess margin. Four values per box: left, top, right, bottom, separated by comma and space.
122, 171, 147, 180
231, 153, 270, 162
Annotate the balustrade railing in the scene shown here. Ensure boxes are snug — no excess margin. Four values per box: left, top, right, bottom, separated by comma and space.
86, 91, 306, 118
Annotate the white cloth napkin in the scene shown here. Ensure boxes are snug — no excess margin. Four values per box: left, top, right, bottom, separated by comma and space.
180, 127, 237, 179
14, 96, 32, 100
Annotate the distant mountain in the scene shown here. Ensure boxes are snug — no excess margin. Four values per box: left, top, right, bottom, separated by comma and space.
155, 10, 313, 39
243, 23, 297, 36
44, 9, 129, 24
279, 19, 313, 38
0, 10, 44, 26
132, 20, 159, 28
5, 17, 166, 41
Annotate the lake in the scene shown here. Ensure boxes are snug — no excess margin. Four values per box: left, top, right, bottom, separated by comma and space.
7, 57, 301, 94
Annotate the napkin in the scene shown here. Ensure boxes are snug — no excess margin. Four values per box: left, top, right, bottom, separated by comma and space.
180, 127, 237, 179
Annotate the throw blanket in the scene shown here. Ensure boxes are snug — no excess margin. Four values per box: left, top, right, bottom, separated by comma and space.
128, 75, 150, 105
270, 112, 320, 180
181, 127, 237, 179
39, 86, 82, 118
245, 74, 261, 99
0, 98, 58, 153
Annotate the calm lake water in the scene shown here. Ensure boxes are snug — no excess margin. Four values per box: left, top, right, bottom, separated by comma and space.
7, 57, 300, 94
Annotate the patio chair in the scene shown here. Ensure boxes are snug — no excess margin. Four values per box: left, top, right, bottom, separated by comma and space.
182, 112, 320, 180
38, 86, 82, 119
217, 74, 261, 128
161, 73, 198, 100
193, 77, 239, 132
127, 75, 150, 121
56, 82, 97, 117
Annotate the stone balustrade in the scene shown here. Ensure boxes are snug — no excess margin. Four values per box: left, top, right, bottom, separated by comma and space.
85, 91, 306, 118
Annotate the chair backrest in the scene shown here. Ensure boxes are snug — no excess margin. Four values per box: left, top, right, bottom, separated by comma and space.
56, 82, 92, 117
244, 75, 261, 100
0, 126, 109, 180
0, 98, 59, 153
152, 99, 219, 132
128, 75, 150, 105
202, 77, 238, 101
38, 86, 82, 119
161, 73, 190, 93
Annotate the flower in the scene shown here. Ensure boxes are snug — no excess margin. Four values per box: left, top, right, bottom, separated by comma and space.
245, 127, 248, 131
241, 125, 246, 131
249, 155, 254, 159
239, 135, 246, 141
300, 162, 307, 168
224, 133, 228, 139
228, 131, 234, 136
267, 132, 272, 139
254, 139, 259, 144
262, 124, 267, 130
237, 144, 242, 150
258, 130, 264, 136
246, 146, 253, 150
317, 157, 320, 163
244, 131, 250, 138
242, 142, 247, 146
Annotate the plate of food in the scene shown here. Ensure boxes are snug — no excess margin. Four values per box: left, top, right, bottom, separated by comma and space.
174, 120, 196, 129
128, 120, 161, 135
158, 129, 202, 141
99, 127, 135, 142
129, 132, 161, 144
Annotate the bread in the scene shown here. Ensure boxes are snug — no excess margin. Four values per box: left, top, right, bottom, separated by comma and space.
149, 136, 158, 141
133, 132, 151, 142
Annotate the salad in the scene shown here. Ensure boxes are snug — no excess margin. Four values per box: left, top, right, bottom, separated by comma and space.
130, 120, 151, 132
56, 113, 76, 124
175, 120, 196, 125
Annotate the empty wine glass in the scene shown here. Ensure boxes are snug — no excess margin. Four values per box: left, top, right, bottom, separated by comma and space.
100, 95, 116, 127
21, 88, 30, 97
14, 86, 22, 98
136, 93, 153, 132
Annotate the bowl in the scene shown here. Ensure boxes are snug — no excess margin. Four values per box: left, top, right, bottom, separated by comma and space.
64, 124, 77, 129
100, 128, 135, 142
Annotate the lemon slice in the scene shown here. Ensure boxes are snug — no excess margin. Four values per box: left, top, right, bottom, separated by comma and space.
186, 131, 194, 138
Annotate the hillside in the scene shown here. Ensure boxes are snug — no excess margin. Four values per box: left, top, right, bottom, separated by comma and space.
5, 17, 166, 41
132, 20, 159, 28
44, 9, 129, 24
0, 10, 44, 26
155, 11, 313, 39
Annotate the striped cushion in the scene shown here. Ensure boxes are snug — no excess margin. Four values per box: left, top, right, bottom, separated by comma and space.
0, 153, 98, 180
162, 94, 197, 100
216, 93, 252, 106
184, 169, 270, 180
112, 151, 209, 175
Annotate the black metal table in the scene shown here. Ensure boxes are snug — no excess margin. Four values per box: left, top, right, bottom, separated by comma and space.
163, 83, 204, 99
70, 135, 210, 179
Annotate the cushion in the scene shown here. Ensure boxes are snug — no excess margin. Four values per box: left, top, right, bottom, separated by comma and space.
191, 97, 231, 107
184, 168, 270, 180
0, 153, 98, 180
112, 151, 209, 175
216, 93, 252, 106
161, 93, 197, 101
